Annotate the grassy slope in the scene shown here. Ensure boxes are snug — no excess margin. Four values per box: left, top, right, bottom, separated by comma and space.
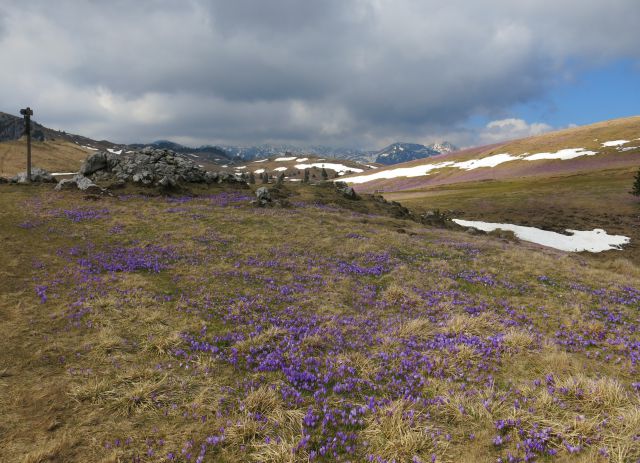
387, 167, 640, 258
347, 116, 640, 193
356, 117, 640, 263
0, 139, 92, 177
0, 184, 639, 463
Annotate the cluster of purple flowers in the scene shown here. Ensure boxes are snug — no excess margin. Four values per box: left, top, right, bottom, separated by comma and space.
76, 245, 179, 274
57, 207, 110, 222
24, 192, 640, 462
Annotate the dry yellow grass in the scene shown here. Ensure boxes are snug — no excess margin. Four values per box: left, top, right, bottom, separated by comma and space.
0, 138, 91, 176
0, 183, 638, 462
362, 400, 442, 462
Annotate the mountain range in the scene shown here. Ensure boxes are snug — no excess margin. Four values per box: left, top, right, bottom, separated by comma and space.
0, 111, 456, 166
140, 140, 457, 165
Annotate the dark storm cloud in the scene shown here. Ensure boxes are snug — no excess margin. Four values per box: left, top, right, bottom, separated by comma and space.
0, 0, 639, 147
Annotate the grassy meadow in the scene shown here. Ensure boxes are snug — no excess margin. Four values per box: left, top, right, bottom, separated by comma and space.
385, 166, 640, 262
346, 117, 640, 195
0, 182, 639, 462
0, 139, 93, 177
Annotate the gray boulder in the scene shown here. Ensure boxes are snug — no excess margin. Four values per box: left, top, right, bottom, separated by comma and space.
132, 170, 153, 185
54, 178, 77, 191
253, 186, 273, 207
157, 175, 177, 188
333, 181, 358, 200
256, 187, 271, 201
341, 186, 358, 200
79, 151, 108, 176
54, 174, 102, 193
76, 175, 101, 192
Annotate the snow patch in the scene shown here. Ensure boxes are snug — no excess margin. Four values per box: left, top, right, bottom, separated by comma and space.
273, 167, 288, 172
82, 146, 98, 151
107, 148, 123, 155
343, 146, 605, 184
51, 172, 77, 176
252, 159, 268, 163
235, 166, 247, 169
295, 163, 363, 174
254, 169, 265, 174
275, 156, 297, 161
602, 140, 630, 147
453, 153, 520, 170
295, 157, 309, 162
619, 146, 639, 152
452, 219, 630, 253
343, 162, 455, 184
523, 148, 597, 161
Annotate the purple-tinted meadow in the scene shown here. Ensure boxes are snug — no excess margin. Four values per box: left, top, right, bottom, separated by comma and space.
4, 188, 639, 462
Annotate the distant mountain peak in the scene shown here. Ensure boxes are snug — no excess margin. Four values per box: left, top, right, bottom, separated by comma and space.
373, 141, 457, 165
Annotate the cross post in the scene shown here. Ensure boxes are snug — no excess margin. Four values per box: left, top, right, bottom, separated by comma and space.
20, 107, 33, 182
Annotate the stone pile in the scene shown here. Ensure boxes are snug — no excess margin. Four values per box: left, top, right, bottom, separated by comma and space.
79, 147, 245, 187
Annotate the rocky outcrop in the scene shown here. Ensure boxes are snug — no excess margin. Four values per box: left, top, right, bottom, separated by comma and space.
79, 151, 111, 176
82, 148, 246, 186
253, 186, 272, 206
334, 181, 359, 200
10, 167, 56, 184
251, 186, 292, 207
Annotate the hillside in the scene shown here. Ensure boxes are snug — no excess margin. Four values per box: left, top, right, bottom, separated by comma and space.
234, 155, 375, 181
0, 111, 63, 142
0, 181, 639, 462
343, 116, 640, 191
0, 111, 126, 151
0, 111, 131, 177
0, 138, 96, 177
341, 116, 640, 262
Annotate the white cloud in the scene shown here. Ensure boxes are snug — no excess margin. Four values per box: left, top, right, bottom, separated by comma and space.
479, 118, 553, 144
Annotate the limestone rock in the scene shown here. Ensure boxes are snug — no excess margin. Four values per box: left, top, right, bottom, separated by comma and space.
54, 178, 77, 191
54, 174, 102, 194
256, 186, 271, 201
76, 147, 244, 187
79, 151, 108, 176
341, 186, 358, 200
158, 175, 177, 188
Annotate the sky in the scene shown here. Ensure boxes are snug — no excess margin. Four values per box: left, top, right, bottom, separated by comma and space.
0, 0, 639, 150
